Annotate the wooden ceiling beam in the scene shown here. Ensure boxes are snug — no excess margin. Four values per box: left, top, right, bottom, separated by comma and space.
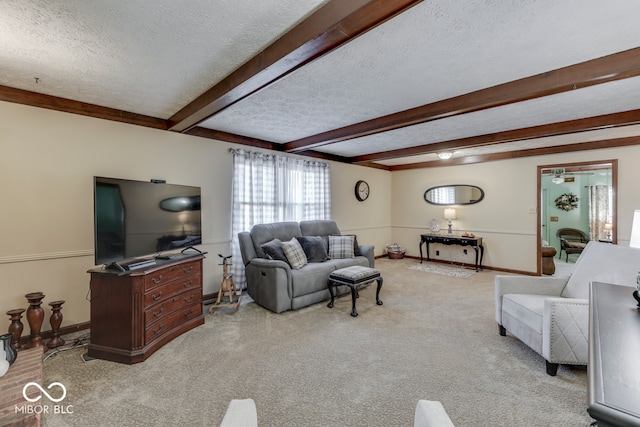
388, 135, 640, 170
184, 127, 358, 165
168, 0, 423, 132
352, 109, 640, 163
0, 84, 168, 129
285, 47, 640, 153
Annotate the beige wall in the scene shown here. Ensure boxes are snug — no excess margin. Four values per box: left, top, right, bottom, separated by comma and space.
391, 148, 640, 273
3, 99, 640, 331
0, 101, 391, 329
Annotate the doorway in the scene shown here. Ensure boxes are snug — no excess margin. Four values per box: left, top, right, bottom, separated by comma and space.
537, 159, 617, 274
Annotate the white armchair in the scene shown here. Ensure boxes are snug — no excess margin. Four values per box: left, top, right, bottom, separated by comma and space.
495, 241, 640, 376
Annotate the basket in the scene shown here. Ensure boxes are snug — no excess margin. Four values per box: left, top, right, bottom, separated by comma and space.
386, 243, 406, 259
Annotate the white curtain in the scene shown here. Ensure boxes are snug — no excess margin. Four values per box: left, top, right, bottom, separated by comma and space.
588, 185, 610, 241
229, 148, 331, 287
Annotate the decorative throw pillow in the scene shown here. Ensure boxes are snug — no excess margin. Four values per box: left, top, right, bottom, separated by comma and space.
295, 236, 329, 262
328, 235, 355, 259
281, 238, 308, 269
261, 239, 289, 264
339, 234, 361, 256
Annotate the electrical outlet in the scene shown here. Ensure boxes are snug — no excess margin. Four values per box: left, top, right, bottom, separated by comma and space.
463, 249, 467, 255
436, 250, 440, 256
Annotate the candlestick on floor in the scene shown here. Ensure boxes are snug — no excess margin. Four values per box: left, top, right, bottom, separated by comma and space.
25, 292, 46, 351
47, 300, 65, 350
6, 308, 25, 351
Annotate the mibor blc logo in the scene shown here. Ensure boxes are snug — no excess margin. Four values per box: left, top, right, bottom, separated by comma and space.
15, 381, 73, 415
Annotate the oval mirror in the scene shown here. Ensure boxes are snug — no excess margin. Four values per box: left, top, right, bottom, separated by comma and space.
159, 195, 201, 212
424, 185, 484, 205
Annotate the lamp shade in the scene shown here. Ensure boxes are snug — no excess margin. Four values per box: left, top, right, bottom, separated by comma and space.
630, 210, 640, 248
444, 208, 457, 220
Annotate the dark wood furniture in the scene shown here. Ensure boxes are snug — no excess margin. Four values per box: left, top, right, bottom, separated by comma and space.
556, 227, 589, 261
327, 266, 383, 317
419, 234, 484, 271
87, 254, 205, 364
588, 282, 640, 427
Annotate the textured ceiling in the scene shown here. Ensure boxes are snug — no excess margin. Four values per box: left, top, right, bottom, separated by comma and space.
202, 0, 640, 142
1, 0, 640, 169
0, 0, 329, 118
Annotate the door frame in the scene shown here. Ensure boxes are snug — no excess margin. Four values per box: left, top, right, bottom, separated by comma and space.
536, 159, 618, 275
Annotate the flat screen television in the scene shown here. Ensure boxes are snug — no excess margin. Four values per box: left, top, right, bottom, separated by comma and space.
94, 176, 202, 268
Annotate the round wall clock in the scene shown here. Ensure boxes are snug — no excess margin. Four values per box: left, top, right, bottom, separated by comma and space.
355, 180, 370, 201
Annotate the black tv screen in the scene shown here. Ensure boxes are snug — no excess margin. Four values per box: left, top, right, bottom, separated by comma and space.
94, 176, 202, 266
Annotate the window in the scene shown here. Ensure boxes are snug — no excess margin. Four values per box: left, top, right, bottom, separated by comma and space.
229, 149, 331, 286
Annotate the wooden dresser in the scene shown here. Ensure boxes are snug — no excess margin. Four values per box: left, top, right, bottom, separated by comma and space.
87, 254, 205, 364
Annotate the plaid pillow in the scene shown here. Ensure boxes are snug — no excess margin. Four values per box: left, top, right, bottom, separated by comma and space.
328, 235, 355, 259
281, 238, 308, 269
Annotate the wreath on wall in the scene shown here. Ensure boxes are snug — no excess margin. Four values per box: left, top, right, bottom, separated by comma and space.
555, 193, 579, 211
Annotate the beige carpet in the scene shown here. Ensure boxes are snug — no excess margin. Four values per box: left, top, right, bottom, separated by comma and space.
41, 258, 591, 426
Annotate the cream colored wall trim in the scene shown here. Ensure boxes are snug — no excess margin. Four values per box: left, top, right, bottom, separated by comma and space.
0, 238, 233, 265
0, 250, 94, 264
341, 225, 390, 233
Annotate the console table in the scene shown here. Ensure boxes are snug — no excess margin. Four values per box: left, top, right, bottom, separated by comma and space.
419, 234, 484, 271
87, 253, 205, 364
588, 282, 640, 427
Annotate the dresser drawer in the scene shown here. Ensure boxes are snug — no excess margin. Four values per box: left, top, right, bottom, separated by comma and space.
144, 261, 200, 291
145, 303, 202, 343
145, 275, 201, 306
145, 289, 202, 326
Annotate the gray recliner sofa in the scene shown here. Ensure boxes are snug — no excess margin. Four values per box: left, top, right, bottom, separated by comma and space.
238, 220, 374, 313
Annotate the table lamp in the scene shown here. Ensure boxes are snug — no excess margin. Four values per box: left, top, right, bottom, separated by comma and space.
603, 223, 613, 241
444, 208, 456, 236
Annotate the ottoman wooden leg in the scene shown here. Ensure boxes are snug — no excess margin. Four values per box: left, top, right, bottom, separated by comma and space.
350, 285, 358, 317
375, 277, 383, 306
327, 280, 336, 309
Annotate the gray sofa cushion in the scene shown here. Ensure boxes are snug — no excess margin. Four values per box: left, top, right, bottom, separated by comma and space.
296, 236, 329, 262
329, 256, 369, 270
251, 222, 302, 258
261, 238, 288, 263
300, 220, 341, 237
290, 262, 336, 297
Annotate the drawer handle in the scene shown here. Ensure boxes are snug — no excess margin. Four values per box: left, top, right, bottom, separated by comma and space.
152, 291, 163, 301
152, 307, 164, 317
182, 266, 194, 274
183, 309, 195, 318
183, 294, 195, 303
151, 275, 163, 284
152, 324, 163, 335
183, 280, 194, 288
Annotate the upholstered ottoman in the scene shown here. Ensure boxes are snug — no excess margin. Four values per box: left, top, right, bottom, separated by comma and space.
541, 246, 557, 275
327, 265, 383, 317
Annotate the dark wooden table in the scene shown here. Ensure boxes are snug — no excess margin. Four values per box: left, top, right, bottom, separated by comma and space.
419, 234, 484, 271
588, 282, 640, 427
